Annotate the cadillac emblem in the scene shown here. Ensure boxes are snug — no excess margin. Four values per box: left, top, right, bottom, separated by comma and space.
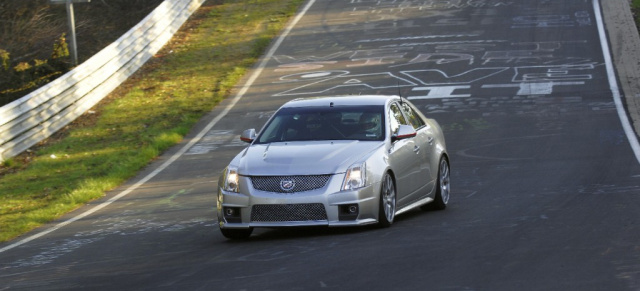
280, 178, 296, 192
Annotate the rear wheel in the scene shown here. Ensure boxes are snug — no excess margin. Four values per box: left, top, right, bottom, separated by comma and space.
378, 173, 396, 227
429, 157, 450, 210
220, 228, 253, 240
421, 157, 451, 210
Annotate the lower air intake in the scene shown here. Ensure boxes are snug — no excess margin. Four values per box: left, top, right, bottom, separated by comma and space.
251, 203, 328, 222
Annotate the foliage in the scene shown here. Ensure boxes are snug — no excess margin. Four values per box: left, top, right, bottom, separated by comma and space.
0, 34, 71, 106
0, 0, 163, 106
51, 33, 70, 60
0, 1, 65, 61
0, 50, 9, 71
0, 1, 76, 105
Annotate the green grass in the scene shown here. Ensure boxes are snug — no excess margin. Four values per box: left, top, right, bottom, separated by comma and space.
0, 0, 304, 242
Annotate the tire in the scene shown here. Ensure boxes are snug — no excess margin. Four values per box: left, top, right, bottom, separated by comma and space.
424, 157, 450, 211
378, 173, 396, 227
220, 227, 253, 239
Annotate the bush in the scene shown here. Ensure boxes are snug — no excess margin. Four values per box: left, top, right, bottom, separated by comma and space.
51, 33, 70, 60
0, 50, 9, 71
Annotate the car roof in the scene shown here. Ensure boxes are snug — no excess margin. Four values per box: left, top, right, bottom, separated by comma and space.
281, 95, 400, 108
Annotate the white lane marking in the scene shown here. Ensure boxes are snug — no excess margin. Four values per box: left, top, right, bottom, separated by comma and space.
594, 0, 640, 164
0, 0, 317, 254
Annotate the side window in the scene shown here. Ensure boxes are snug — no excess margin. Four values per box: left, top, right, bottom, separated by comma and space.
401, 102, 426, 129
389, 103, 408, 135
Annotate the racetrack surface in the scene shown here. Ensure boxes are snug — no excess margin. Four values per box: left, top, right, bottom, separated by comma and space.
1, 0, 639, 290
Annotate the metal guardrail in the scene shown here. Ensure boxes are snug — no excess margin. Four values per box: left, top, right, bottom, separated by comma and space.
0, 0, 205, 162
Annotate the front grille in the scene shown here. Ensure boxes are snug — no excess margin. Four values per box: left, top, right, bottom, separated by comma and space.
250, 175, 331, 193
251, 204, 328, 222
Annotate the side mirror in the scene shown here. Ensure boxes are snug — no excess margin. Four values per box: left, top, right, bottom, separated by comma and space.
240, 128, 256, 143
391, 125, 417, 142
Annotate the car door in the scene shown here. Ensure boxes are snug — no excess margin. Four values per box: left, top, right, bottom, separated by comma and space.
400, 102, 434, 196
387, 102, 422, 206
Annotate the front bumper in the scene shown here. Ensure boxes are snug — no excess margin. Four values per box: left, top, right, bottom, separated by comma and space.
217, 174, 381, 229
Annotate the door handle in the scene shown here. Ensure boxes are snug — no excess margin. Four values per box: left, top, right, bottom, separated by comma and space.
428, 137, 434, 145
413, 145, 420, 153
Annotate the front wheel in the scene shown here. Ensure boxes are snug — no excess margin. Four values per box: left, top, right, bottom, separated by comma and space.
220, 227, 253, 240
378, 173, 396, 227
423, 157, 450, 211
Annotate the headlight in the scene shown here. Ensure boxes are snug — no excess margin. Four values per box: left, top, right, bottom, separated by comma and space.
223, 167, 239, 192
342, 163, 366, 191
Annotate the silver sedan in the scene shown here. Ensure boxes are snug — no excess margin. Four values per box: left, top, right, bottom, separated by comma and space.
217, 95, 450, 239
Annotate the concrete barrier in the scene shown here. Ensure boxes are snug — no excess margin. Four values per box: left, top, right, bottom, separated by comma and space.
0, 0, 205, 162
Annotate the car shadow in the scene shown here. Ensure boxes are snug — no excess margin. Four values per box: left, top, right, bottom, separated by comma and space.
220, 208, 436, 243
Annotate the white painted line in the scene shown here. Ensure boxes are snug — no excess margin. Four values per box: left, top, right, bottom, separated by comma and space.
0, 0, 317, 254
408, 85, 471, 99
594, 0, 640, 164
483, 82, 585, 96
407, 95, 469, 100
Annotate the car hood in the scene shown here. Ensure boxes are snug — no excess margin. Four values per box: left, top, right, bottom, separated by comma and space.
236, 140, 382, 176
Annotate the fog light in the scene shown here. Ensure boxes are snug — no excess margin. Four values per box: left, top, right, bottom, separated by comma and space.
339, 204, 359, 221
223, 207, 241, 223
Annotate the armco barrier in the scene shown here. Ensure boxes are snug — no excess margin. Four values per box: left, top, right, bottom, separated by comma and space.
0, 0, 205, 162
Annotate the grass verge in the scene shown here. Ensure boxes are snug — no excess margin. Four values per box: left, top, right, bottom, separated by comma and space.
0, 0, 304, 243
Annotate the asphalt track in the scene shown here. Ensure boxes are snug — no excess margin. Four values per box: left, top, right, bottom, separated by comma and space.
1, 0, 639, 290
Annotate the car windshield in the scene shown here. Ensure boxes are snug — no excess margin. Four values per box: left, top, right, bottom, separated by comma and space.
256, 105, 385, 143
